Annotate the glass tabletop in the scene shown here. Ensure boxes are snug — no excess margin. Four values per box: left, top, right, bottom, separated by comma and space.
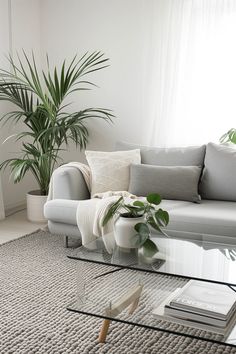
67, 230, 236, 347
68, 229, 236, 286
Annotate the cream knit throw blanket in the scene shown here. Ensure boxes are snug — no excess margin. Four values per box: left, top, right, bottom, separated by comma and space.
76, 192, 136, 250
47, 163, 136, 249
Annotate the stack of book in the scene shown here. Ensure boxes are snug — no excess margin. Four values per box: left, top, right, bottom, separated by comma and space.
152, 280, 236, 336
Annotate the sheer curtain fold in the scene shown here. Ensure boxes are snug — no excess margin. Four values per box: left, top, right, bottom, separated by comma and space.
143, 0, 236, 147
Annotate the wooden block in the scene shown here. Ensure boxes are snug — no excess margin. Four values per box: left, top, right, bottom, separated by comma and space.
98, 319, 111, 343
105, 284, 143, 317
129, 297, 140, 315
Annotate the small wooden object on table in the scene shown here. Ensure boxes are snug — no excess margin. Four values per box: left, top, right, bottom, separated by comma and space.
98, 283, 143, 343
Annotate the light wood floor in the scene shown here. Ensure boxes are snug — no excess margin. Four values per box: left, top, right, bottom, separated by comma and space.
0, 209, 47, 245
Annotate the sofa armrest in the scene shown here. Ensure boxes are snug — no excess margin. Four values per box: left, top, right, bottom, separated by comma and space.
52, 166, 90, 200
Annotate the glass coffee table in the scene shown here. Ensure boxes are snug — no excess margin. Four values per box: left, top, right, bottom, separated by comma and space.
67, 230, 236, 347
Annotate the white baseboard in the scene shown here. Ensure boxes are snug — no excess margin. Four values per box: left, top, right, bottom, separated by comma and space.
5, 200, 26, 217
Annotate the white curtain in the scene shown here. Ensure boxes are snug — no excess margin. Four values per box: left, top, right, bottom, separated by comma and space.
143, 0, 236, 147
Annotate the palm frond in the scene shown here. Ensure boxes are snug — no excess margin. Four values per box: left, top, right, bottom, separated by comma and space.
220, 128, 236, 144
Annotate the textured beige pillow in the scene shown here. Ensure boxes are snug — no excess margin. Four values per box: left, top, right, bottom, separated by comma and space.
85, 149, 141, 197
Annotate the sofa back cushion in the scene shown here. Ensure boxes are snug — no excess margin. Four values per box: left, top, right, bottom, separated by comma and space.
116, 141, 206, 166
200, 142, 236, 201
85, 149, 141, 197
128, 164, 202, 202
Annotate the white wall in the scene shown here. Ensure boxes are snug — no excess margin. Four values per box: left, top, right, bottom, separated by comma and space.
0, 0, 41, 212
40, 0, 151, 162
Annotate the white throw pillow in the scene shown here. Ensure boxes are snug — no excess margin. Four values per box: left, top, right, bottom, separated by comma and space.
85, 149, 141, 197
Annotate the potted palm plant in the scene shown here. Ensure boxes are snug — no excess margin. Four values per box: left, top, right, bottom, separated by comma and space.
102, 193, 169, 256
0, 51, 113, 222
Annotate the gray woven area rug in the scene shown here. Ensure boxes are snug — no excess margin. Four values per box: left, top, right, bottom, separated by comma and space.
0, 229, 236, 354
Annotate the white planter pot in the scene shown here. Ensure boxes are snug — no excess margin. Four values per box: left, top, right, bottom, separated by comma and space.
26, 190, 48, 223
114, 215, 145, 248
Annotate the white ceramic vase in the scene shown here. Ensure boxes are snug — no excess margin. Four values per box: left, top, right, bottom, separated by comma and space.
26, 190, 47, 223
114, 215, 145, 248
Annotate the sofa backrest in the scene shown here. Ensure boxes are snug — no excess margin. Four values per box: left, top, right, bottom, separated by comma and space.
116, 141, 206, 166
116, 141, 236, 202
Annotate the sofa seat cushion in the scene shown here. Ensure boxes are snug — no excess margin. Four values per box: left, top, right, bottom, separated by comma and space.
159, 199, 192, 211
167, 200, 236, 238
45, 198, 190, 227
44, 198, 236, 240
44, 199, 80, 226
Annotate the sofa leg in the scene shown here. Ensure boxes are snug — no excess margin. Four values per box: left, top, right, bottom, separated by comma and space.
64, 235, 69, 248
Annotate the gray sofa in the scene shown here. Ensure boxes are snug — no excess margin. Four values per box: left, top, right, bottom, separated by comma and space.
44, 141, 236, 244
